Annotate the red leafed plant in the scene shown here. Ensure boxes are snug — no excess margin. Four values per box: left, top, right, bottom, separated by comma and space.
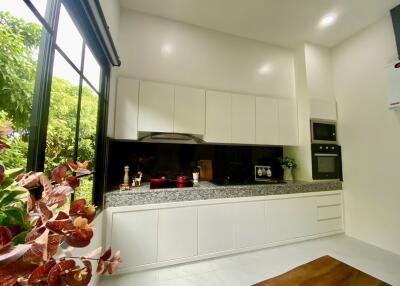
0, 122, 121, 285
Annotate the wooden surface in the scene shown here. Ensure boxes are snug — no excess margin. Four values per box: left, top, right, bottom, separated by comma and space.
199, 160, 213, 181
254, 255, 390, 286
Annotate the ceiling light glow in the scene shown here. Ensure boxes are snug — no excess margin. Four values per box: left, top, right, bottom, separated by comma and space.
258, 63, 273, 75
161, 43, 173, 55
319, 13, 337, 28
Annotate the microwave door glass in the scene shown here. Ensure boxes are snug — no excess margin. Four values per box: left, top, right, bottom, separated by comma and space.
314, 123, 336, 141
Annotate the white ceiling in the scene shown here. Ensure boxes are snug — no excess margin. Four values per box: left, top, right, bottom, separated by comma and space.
119, 0, 400, 48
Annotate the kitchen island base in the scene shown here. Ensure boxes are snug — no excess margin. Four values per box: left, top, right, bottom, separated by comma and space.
105, 190, 344, 274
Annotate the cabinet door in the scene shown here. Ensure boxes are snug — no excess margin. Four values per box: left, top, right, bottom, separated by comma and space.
198, 204, 235, 255
204, 91, 231, 143
111, 210, 158, 269
255, 97, 279, 145
310, 98, 337, 121
114, 78, 140, 140
174, 86, 205, 135
158, 207, 198, 262
231, 94, 255, 144
265, 197, 317, 243
138, 81, 174, 132
234, 201, 265, 248
278, 99, 299, 145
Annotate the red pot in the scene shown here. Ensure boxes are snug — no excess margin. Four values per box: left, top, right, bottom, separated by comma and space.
150, 178, 167, 185
176, 176, 191, 183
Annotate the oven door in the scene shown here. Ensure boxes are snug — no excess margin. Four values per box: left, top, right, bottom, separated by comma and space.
312, 146, 342, 180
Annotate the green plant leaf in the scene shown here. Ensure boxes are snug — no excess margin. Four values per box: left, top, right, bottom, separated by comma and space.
11, 230, 28, 245
0, 207, 29, 230
0, 167, 24, 189
0, 188, 27, 208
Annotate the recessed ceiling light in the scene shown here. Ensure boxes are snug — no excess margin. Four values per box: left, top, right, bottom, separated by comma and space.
318, 13, 337, 28
258, 63, 273, 75
161, 43, 173, 55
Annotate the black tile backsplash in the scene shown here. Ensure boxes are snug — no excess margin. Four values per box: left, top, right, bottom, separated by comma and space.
107, 140, 283, 188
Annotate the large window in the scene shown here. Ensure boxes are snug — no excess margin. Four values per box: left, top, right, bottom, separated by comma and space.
0, 0, 117, 206
45, 4, 101, 203
0, 1, 47, 168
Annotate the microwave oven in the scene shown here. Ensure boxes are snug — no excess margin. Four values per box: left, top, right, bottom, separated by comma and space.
310, 119, 337, 144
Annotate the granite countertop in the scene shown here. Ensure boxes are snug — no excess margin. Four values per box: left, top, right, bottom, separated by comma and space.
104, 180, 342, 208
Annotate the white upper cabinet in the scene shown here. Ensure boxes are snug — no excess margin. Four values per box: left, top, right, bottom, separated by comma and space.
204, 90, 231, 143
278, 99, 299, 146
138, 81, 175, 132
310, 98, 337, 121
231, 94, 255, 144
114, 78, 300, 145
174, 86, 206, 135
114, 78, 140, 140
255, 97, 279, 145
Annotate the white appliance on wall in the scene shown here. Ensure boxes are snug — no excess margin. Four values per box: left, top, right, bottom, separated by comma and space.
385, 61, 400, 110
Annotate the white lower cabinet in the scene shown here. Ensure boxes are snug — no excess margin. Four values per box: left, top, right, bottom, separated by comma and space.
108, 191, 343, 272
265, 197, 317, 242
316, 194, 344, 233
111, 210, 158, 269
158, 207, 198, 262
234, 201, 265, 248
198, 204, 235, 255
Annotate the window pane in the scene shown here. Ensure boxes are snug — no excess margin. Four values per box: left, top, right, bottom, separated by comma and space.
0, 1, 44, 25
74, 175, 93, 204
45, 52, 79, 172
75, 82, 98, 204
78, 82, 98, 165
56, 4, 83, 68
29, 0, 49, 20
0, 1, 45, 168
83, 45, 101, 91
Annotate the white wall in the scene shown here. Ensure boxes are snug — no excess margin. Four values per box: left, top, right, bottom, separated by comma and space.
305, 44, 335, 100
99, 0, 120, 137
333, 15, 400, 255
284, 45, 313, 181
99, 0, 120, 45
118, 10, 295, 98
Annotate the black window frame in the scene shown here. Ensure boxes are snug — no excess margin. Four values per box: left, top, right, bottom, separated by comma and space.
22, 0, 120, 207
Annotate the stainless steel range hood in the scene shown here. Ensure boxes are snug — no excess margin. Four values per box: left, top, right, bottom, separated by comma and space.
138, 132, 204, 144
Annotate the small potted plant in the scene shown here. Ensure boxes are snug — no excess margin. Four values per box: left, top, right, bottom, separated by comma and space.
279, 156, 297, 181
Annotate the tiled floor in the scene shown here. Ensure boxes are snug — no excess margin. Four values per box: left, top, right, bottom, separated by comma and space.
99, 235, 400, 286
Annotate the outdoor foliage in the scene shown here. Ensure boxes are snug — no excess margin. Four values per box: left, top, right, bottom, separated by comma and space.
0, 12, 98, 203
0, 125, 121, 285
0, 12, 40, 132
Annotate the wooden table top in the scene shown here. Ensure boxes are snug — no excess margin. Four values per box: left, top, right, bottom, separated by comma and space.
254, 255, 391, 286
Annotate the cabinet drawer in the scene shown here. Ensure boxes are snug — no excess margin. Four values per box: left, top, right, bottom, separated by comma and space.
316, 194, 341, 207
317, 218, 343, 233
317, 205, 342, 220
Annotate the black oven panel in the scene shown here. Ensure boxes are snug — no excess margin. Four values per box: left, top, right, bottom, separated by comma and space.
311, 144, 342, 181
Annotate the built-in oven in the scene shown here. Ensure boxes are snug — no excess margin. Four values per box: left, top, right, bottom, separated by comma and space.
310, 119, 337, 144
311, 144, 342, 180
